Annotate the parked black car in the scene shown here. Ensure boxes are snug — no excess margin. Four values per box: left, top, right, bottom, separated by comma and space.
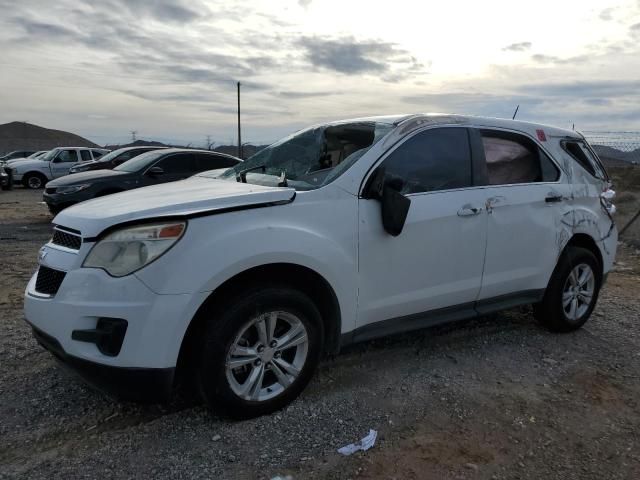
68, 146, 167, 174
43, 148, 241, 214
0, 150, 36, 161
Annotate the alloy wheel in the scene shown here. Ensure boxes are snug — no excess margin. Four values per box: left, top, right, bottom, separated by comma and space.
225, 311, 309, 402
562, 263, 595, 321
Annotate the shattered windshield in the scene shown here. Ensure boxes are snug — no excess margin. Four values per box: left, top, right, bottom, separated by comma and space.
220, 121, 394, 190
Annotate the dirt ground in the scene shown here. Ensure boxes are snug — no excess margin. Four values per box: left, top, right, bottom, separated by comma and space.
1, 178, 639, 479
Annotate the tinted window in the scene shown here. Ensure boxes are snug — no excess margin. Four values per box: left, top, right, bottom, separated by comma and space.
80, 150, 92, 161
114, 150, 137, 164
56, 150, 77, 163
194, 153, 239, 171
115, 150, 168, 172
154, 153, 196, 174
92, 150, 106, 159
480, 130, 559, 185
381, 127, 472, 194
562, 141, 607, 179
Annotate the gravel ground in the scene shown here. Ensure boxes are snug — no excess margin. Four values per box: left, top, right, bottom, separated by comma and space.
1, 188, 640, 480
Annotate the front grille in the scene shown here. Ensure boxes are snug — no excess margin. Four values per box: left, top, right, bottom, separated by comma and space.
35, 266, 66, 296
45, 187, 57, 194
52, 228, 82, 250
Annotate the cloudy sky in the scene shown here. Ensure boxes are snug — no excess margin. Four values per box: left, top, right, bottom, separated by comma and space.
0, 0, 639, 146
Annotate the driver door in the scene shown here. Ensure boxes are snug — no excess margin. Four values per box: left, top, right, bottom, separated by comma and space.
357, 127, 488, 337
50, 149, 80, 178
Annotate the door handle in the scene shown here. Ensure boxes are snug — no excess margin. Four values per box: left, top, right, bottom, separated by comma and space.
457, 205, 482, 217
545, 194, 563, 203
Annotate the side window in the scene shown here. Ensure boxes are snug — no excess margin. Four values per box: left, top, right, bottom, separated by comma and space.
91, 150, 105, 159
80, 150, 92, 161
562, 141, 607, 179
153, 153, 196, 174
57, 150, 78, 163
480, 130, 559, 185
115, 151, 136, 163
195, 153, 239, 171
381, 127, 472, 194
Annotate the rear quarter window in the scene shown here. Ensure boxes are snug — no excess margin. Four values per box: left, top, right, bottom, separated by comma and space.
561, 140, 607, 180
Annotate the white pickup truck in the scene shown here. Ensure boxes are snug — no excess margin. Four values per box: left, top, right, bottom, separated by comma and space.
10, 147, 110, 189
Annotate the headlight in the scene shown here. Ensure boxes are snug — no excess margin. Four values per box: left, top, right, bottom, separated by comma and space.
56, 184, 91, 194
83, 221, 186, 277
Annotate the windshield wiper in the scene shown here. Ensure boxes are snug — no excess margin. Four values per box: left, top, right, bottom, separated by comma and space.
236, 164, 266, 183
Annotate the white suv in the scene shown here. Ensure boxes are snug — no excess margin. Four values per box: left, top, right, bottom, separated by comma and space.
11, 147, 110, 189
24, 114, 617, 418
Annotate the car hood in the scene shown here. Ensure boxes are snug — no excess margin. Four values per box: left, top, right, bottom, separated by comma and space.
4, 157, 35, 167
10, 159, 46, 171
71, 160, 96, 168
53, 177, 296, 237
47, 169, 128, 186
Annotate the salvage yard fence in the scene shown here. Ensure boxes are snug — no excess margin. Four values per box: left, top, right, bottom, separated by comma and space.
583, 131, 640, 165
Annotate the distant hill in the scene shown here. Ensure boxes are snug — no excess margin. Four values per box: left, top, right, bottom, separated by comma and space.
104, 139, 171, 150
592, 144, 640, 165
0, 121, 99, 154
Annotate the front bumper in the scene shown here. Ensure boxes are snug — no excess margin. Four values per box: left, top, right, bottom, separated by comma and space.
43, 190, 89, 207
24, 262, 202, 368
30, 325, 174, 402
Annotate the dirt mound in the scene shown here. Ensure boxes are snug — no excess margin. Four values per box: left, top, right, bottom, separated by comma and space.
0, 121, 99, 154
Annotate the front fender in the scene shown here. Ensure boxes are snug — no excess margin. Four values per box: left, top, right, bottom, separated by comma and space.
134, 189, 359, 335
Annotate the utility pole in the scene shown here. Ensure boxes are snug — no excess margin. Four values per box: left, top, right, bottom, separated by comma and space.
237, 81, 242, 159
130, 130, 137, 143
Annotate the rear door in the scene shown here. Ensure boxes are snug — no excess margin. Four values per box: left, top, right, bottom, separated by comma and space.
194, 153, 240, 173
357, 127, 488, 334
142, 153, 196, 186
50, 149, 81, 178
473, 128, 572, 305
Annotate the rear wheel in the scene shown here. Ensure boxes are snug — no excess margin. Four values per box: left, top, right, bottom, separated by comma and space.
196, 286, 323, 419
534, 247, 601, 332
23, 173, 47, 189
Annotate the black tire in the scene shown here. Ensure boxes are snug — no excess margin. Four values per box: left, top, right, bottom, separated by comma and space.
196, 285, 324, 419
22, 173, 47, 189
534, 246, 601, 332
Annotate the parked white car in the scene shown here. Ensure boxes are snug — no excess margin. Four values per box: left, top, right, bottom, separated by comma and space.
24, 114, 617, 418
10, 147, 109, 189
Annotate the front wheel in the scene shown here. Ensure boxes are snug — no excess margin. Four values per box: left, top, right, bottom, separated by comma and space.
534, 246, 601, 332
196, 286, 324, 419
23, 173, 47, 189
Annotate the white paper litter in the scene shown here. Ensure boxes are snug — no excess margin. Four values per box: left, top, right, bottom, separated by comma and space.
337, 429, 377, 455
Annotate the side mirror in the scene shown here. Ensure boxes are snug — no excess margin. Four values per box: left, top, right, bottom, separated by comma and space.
363, 167, 411, 236
147, 166, 164, 176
